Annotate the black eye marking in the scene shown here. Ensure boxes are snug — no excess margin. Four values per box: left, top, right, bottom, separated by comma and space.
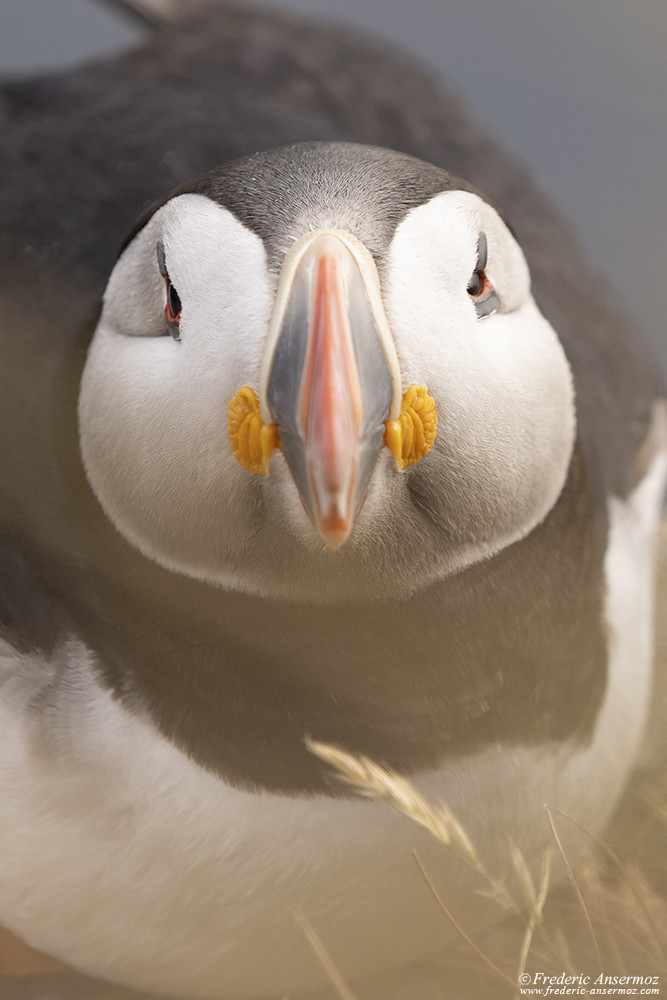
156, 241, 168, 279
467, 232, 500, 319
477, 231, 488, 270
156, 241, 182, 341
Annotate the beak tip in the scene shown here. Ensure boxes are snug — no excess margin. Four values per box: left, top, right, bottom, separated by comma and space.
321, 532, 350, 552
317, 510, 353, 551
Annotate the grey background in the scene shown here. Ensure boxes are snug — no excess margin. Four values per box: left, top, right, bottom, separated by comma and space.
2, 0, 666, 376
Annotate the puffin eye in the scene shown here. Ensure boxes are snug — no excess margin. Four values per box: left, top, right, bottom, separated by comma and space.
467, 232, 500, 319
166, 281, 182, 324
467, 270, 486, 297
164, 279, 182, 340
156, 241, 182, 341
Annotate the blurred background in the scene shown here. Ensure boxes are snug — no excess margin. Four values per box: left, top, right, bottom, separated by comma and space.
1, 0, 665, 377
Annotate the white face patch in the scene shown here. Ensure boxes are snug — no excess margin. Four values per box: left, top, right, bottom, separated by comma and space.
380, 189, 576, 570
79, 189, 575, 604
79, 194, 277, 583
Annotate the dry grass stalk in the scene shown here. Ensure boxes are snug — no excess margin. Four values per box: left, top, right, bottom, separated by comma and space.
515, 845, 551, 981
412, 850, 517, 991
306, 738, 516, 913
545, 806, 603, 974
508, 839, 539, 916
291, 906, 358, 1000
307, 738, 667, 988
554, 806, 667, 964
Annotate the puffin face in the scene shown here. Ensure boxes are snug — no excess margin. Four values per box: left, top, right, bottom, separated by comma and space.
79, 144, 575, 603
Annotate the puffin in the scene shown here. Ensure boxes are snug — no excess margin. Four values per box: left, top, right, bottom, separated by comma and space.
0, 1, 665, 998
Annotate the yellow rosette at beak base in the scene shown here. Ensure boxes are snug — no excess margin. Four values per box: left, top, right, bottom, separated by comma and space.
228, 383, 437, 476
383, 384, 438, 469
227, 386, 280, 476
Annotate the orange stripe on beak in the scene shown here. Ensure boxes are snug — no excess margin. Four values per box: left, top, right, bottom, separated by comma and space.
299, 248, 363, 549
263, 229, 397, 550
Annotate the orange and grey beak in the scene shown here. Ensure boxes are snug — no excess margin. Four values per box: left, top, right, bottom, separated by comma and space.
259, 230, 402, 550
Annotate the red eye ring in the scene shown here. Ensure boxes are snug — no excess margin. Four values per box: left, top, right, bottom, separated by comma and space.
468, 233, 500, 318
164, 276, 182, 329
467, 268, 493, 300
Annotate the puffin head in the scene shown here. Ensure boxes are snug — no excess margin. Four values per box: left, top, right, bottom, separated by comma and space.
79, 142, 575, 603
